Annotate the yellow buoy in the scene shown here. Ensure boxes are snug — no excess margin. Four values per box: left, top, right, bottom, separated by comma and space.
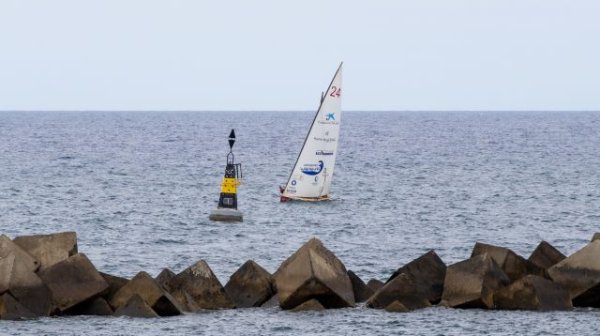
209, 129, 243, 222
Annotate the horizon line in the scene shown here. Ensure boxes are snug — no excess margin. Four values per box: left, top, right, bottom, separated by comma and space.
1, 110, 600, 113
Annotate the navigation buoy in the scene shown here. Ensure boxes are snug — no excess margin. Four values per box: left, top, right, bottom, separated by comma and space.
209, 129, 244, 222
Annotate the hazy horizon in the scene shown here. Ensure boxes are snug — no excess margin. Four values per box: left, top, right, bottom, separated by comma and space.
2, 109, 600, 113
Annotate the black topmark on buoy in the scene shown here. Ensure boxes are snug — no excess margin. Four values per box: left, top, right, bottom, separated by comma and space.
209, 129, 243, 222
228, 129, 236, 149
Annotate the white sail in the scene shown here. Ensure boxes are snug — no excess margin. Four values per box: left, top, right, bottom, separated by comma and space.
282, 63, 343, 201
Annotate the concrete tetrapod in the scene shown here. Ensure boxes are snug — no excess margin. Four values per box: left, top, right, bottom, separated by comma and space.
371, 250, 446, 308
274, 238, 355, 310
0, 293, 36, 320
225, 260, 274, 308
290, 298, 325, 312
114, 294, 159, 318
100, 272, 129, 302
0, 253, 52, 316
367, 273, 433, 310
0, 235, 39, 273
441, 253, 510, 309
528, 241, 566, 271
347, 270, 374, 303
366, 279, 384, 292
164, 260, 234, 310
471, 242, 544, 282
38, 253, 108, 312
548, 240, 600, 307
109, 271, 182, 316
13, 232, 78, 272
494, 275, 572, 311
155, 268, 176, 290
385, 300, 410, 313
67, 297, 114, 316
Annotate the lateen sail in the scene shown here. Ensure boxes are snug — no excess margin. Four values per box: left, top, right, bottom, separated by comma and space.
282, 63, 343, 201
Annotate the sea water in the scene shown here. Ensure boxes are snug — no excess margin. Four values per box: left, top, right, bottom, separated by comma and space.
1, 111, 599, 335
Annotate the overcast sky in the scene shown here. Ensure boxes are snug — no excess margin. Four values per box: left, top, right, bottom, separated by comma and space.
1, 1, 599, 111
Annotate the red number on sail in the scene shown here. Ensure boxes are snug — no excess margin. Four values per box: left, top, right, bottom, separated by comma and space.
329, 86, 341, 97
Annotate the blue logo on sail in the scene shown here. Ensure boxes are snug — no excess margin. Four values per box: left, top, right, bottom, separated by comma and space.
301, 160, 324, 176
326, 113, 335, 121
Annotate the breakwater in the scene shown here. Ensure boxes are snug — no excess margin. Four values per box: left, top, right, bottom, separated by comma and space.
2, 231, 599, 320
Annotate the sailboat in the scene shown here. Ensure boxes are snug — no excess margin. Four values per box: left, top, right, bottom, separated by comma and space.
280, 63, 343, 202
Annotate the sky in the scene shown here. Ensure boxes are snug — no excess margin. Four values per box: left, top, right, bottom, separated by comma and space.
0, 0, 599, 111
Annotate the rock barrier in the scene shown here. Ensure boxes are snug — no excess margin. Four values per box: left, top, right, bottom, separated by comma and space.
0, 231, 597, 319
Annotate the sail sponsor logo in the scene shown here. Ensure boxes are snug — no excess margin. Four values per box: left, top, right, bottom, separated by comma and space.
313, 136, 337, 143
317, 112, 339, 125
315, 150, 334, 156
300, 160, 324, 176
286, 180, 297, 193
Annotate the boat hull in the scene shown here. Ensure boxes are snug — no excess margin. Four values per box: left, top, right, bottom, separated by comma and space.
280, 194, 331, 202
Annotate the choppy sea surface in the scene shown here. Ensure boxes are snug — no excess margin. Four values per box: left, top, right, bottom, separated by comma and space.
1, 111, 600, 335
